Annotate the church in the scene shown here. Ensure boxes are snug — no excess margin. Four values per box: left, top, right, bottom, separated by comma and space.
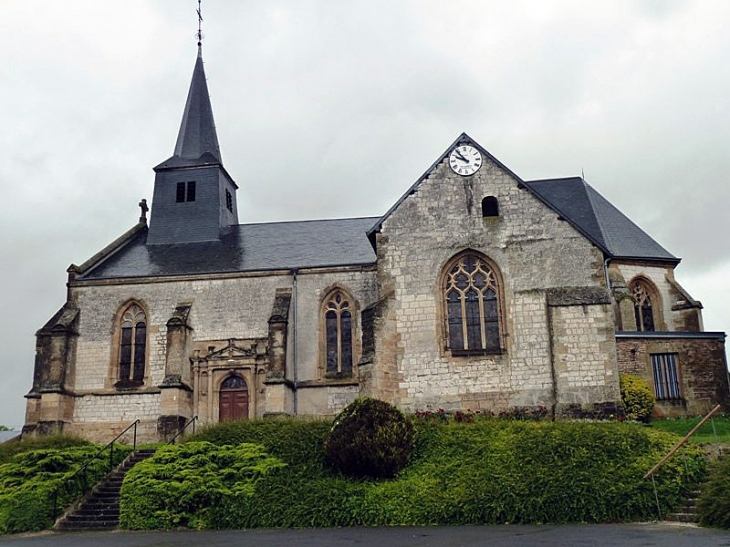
23, 44, 729, 443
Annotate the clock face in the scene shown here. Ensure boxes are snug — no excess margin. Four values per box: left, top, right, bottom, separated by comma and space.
449, 145, 482, 176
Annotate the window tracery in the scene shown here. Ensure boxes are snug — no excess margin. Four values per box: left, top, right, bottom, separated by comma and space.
324, 291, 353, 377
444, 254, 501, 353
631, 281, 656, 332
117, 303, 147, 387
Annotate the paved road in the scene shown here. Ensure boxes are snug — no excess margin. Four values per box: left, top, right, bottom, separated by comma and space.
2, 524, 730, 547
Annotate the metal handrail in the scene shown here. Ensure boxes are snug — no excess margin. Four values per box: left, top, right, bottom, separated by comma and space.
168, 415, 198, 445
50, 419, 140, 521
644, 404, 722, 480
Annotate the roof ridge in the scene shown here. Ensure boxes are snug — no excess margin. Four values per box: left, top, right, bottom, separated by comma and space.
236, 215, 381, 228
580, 178, 613, 251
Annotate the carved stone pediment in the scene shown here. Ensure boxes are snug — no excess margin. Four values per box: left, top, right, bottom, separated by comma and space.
199, 339, 257, 361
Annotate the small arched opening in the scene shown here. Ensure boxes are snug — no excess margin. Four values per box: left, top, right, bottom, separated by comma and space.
481, 196, 499, 218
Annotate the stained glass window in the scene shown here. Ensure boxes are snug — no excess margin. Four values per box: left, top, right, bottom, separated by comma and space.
444, 255, 501, 353
118, 304, 146, 385
631, 281, 656, 332
324, 291, 354, 377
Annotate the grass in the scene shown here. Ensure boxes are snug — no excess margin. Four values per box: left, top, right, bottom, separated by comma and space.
650, 415, 730, 446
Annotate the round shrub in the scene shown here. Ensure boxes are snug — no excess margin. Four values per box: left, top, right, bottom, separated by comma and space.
619, 373, 655, 422
325, 398, 414, 479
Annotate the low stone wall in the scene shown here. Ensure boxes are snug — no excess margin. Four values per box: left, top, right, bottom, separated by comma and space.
616, 333, 729, 417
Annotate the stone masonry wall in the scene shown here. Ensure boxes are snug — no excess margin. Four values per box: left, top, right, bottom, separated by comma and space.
67, 266, 376, 433
550, 302, 619, 412
614, 262, 702, 332
375, 149, 616, 414
616, 335, 729, 417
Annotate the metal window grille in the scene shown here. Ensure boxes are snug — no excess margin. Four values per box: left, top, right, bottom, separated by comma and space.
651, 353, 681, 400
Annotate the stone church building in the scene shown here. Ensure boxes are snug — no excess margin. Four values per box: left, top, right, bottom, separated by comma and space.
24, 46, 729, 443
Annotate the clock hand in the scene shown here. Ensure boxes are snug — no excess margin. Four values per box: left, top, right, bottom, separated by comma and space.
454, 150, 468, 162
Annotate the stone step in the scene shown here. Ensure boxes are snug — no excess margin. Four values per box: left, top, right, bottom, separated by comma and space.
665, 512, 700, 523
56, 519, 119, 531
54, 448, 156, 532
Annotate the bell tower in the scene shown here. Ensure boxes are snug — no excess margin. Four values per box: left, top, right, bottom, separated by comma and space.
146, 43, 238, 245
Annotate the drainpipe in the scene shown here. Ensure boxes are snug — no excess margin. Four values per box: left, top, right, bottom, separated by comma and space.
603, 257, 612, 294
291, 269, 298, 415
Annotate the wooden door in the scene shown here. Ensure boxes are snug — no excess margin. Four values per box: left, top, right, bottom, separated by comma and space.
219, 376, 249, 422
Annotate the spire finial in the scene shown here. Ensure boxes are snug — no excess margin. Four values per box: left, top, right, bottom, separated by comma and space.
196, 0, 204, 46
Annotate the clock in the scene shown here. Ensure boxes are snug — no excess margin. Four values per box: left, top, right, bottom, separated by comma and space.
449, 145, 482, 176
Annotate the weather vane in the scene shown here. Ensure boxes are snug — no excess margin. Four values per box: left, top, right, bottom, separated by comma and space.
196, 0, 204, 45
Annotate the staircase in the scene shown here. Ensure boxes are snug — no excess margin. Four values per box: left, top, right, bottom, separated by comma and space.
665, 489, 701, 523
665, 446, 727, 525
55, 448, 156, 532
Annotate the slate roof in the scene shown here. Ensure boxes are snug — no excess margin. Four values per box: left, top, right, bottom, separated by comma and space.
79, 217, 379, 280
525, 177, 678, 263
367, 133, 676, 264
155, 46, 221, 171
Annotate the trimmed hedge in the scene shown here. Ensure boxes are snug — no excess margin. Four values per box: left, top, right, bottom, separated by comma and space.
120, 441, 286, 530
119, 418, 705, 529
0, 434, 90, 465
698, 455, 730, 528
0, 443, 131, 534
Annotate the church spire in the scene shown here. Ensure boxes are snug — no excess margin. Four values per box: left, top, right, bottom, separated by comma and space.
169, 46, 221, 165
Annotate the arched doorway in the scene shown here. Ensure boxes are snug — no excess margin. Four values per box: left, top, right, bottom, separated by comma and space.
219, 375, 249, 422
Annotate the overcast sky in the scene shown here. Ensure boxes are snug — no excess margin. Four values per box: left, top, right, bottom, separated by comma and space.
2, 0, 729, 429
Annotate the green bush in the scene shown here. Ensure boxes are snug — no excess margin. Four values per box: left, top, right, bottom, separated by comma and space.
620, 373, 656, 422
324, 398, 414, 479
698, 456, 730, 528
0, 434, 90, 465
0, 443, 130, 534
121, 418, 704, 529
120, 441, 285, 530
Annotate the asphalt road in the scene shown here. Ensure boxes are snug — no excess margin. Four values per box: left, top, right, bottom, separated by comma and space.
1, 524, 730, 547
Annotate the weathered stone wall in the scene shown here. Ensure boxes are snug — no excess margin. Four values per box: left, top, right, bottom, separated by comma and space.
373, 150, 618, 414
616, 334, 729, 417
549, 296, 619, 414
61, 265, 376, 436
288, 267, 377, 386
613, 262, 703, 332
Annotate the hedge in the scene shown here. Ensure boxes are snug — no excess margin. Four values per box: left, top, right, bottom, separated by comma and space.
119, 418, 704, 529
0, 443, 131, 534
120, 441, 286, 530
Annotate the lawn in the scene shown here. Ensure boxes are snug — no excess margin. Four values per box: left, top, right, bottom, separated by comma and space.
650, 415, 730, 446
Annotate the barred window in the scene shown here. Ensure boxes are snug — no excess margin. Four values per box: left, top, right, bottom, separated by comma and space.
631, 280, 656, 332
444, 254, 501, 353
651, 353, 681, 400
324, 291, 353, 377
117, 304, 147, 387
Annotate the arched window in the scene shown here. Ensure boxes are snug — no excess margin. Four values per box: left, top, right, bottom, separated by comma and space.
117, 303, 147, 387
324, 290, 353, 377
481, 196, 499, 217
631, 280, 656, 332
444, 254, 501, 353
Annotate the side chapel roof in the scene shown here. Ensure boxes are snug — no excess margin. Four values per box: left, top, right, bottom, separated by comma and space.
525, 177, 677, 263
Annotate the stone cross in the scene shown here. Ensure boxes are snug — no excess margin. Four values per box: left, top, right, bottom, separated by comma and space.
138, 198, 149, 223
